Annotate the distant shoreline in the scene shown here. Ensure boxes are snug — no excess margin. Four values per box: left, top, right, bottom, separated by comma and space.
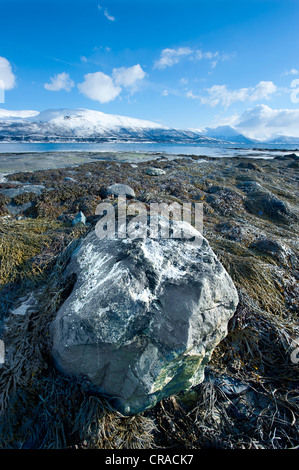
0, 141, 298, 158
0, 147, 298, 179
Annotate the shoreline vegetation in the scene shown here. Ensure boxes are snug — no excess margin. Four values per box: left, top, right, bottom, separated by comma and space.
0, 151, 298, 449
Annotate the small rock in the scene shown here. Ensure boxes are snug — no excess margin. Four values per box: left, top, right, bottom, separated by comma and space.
249, 238, 293, 265
176, 389, 199, 411
214, 222, 251, 242
0, 184, 45, 198
237, 161, 261, 171
288, 160, 299, 169
236, 181, 263, 193
100, 183, 135, 199
64, 177, 77, 182
5, 201, 33, 215
274, 153, 298, 160
245, 191, 291, 222
206, 185, 226, 194
146, 167, 166, 176
250, 238, 285, 255
211, 374, 249, 398
72, 211, 86, 226
237, 182, 293, 222
11, 293, 38, 316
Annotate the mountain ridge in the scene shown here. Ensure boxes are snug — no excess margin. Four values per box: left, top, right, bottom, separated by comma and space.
0, 108, 219, 144
0, 108, 298, 145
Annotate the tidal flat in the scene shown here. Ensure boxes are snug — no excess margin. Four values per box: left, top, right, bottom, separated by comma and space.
0, 151, 298, 449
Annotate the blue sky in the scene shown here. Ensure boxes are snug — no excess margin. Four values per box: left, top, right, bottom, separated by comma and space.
1, 0, 299, 139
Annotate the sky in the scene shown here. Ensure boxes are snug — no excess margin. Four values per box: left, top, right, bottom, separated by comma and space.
1, 0, 299, 139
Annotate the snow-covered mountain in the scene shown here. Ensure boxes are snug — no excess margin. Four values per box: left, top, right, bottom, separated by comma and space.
2, 109, 299, 146
0, 108, 219, 144
200, 125, 257, 144
265, 134, 299, 145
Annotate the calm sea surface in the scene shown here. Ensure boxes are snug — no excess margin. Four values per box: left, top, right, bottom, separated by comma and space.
0, 141, 298, 156
0, 142, 298, 179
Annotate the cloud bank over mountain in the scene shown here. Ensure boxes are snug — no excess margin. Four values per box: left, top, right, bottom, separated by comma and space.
220, 104, 299, 140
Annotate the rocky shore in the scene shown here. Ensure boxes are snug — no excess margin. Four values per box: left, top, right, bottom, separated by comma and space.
0, 151, 298, 449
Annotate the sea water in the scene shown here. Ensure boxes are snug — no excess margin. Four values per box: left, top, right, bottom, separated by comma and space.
0, 141, 298, 178
0, 141, 298, 157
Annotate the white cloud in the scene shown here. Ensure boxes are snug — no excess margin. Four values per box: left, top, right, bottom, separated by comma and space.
250, 81, 277, 101
78, 71, 121, 103
196, 84, 249, 107
112, 64, 146, 87
98, 4, 115, 21
0, 109, 39, 119
78, 64, 146, 103
154, 47, 193, 69
220, 104, 299, 140
198, 81, 277, 108
154, 47, 229, 69
103, 9, 115, 21
282, 68, 298, 76
186, 90, 200, 100
180, 78, 188, 85
194, 50, 220, 68
0, 57, 16, 90
44, 72, 74, 91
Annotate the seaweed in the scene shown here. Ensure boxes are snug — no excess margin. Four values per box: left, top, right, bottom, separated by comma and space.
0, 153, 298, 449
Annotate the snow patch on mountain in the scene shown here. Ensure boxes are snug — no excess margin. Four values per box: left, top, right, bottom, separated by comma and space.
265, 134, 299, 144
27, 108, 166, 130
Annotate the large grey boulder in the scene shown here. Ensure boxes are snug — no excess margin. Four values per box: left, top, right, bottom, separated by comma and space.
50, 221, 238, 415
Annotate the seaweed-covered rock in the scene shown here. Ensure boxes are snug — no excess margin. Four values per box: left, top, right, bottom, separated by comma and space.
249, 238, 295, 266
238, 181, 293, 222
12, 191, 37, 206
288, 160, 299, 169
249, 238, 285, 256
5, 201, 34, 216
236, 181, 263, 193
245, 191, 291, 221
236, 161, 261, 171
0, 184, 44, 199
0, 194, 10, 216
274, 153, 298, 160
214, 222, 252, 242
50, 220, 239, 415
205, 187, 244, 215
